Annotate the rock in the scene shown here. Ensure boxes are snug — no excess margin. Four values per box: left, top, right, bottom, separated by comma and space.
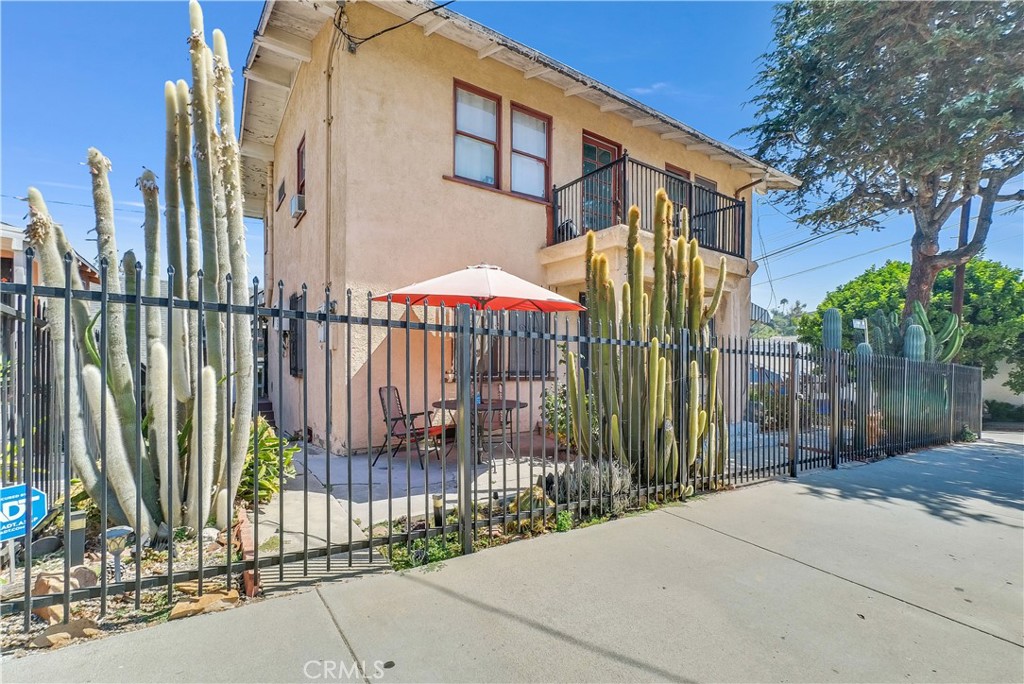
168, 589, 239, 621
201, 527, 220, 544
15, 536, 62, 563
29, 618, 100, 648
370, 525, 391, 539
173, 580, 201, 595
32, 536, 62, 556
31, 566, 99, 624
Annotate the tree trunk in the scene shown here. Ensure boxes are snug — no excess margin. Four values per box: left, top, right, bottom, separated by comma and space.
902, 217, 943, 318
904, 253, 943, 317
902, 188, 997, 319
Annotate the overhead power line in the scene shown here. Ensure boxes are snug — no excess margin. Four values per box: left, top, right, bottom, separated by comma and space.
2, 193, 146, 215
752, 231, 1021, 287
752, 201, 1022, 263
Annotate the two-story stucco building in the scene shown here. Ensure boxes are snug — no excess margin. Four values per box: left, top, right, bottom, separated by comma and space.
239, 0, 799, 450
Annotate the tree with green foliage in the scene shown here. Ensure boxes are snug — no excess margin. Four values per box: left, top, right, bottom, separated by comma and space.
797, 259, 1024, 392
745, 1, 1024, 316
751, 298, 807, 338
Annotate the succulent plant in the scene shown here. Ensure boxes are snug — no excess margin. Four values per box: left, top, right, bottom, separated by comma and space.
24, 0, 252, 538
822, 308, 842, 351
854, 342, 873, 451
566, 190, 727, 495
904, 324, 926, 361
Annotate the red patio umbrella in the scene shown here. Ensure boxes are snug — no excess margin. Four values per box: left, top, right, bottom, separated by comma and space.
371, 264, 584, 312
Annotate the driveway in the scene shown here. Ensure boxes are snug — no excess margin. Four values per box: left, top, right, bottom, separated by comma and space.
5, 435, 1022, 683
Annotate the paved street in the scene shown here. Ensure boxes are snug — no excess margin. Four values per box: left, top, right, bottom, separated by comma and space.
5, 434, 1022, 683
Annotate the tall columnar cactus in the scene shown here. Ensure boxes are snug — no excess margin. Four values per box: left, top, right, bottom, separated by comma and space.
854, 342, 873, 451
903, 324, 926, 361
566, 189, 728, 494
822, 308, 842, 351
24, 0, 253, 539
211, 26, 255, 518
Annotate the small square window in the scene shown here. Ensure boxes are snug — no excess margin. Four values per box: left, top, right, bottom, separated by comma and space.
276, 180, 286, 209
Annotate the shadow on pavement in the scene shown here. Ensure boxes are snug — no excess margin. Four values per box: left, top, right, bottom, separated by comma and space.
792, 440, 1024, 527
401, 573, 699, 684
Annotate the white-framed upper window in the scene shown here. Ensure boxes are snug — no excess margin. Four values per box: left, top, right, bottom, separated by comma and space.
510, 104, 550, 199
454, 82, 500, 187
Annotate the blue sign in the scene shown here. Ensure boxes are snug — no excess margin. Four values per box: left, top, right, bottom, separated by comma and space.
0, 485, 48, 543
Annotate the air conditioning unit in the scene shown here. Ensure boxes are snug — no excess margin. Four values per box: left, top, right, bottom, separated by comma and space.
290, 194, 306, 219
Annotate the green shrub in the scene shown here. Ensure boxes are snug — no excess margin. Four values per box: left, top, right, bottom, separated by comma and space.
555, 510, 573, 532
958, 425, 979, 442
237, 416, 298, 505
985, 400, 1024, 422
541, 382, 601, 451
386, 532, 462, 570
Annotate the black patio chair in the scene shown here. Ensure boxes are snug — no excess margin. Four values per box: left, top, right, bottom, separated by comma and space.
373, 385, 447, 469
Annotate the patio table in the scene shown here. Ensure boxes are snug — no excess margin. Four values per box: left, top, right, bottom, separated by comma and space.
432, 398, 527, 458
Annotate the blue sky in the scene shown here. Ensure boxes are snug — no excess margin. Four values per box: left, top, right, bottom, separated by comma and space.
2, 1, 1021, 308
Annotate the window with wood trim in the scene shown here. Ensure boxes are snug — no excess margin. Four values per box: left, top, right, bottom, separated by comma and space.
485, 312, 551, 378
510, 104, 550, 199
296, 137, 306, 195
454, 82, 500, 187
665, 163, 692, 223
666, 163, 690, 180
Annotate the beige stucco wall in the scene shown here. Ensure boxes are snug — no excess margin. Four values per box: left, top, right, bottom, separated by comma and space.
263, 2, 762, 449
983, 364, 1022, 406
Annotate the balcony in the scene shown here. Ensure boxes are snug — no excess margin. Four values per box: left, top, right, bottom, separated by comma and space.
550, 154, 746, 258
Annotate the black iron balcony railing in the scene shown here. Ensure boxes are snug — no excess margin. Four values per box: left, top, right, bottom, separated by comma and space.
551, 154, 746, 258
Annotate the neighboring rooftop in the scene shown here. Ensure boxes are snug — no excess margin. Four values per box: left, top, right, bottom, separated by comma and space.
238, 0, 800, 217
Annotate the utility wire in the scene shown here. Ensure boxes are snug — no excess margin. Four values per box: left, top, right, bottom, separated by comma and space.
335, 0, 457, 50
752, 210, 889, 262
755, 210, 777, 307
753, 231, 1021, 287
753, 200, 1022, 262
754, 237, 909, 286
2, 193, 146, 215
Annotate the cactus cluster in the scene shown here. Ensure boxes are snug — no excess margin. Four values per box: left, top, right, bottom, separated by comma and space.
24, 1, 252, 539
867, 302, 964, 363
565, 189, 727, 492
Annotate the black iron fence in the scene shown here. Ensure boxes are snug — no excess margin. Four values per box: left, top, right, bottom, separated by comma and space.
0, 263, 982, 630
551, 154, 746, 258
1, 296, 60, 505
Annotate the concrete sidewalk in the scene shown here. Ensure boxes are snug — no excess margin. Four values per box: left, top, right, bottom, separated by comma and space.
4, 436, 1022, 683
